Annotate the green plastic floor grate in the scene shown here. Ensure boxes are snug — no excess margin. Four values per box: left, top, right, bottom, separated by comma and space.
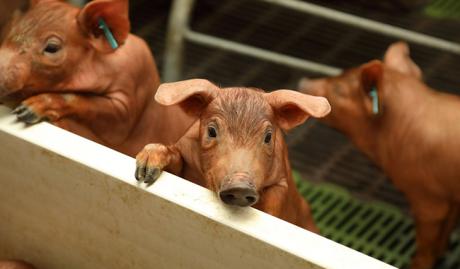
293, 172, 460, 269
425, 0, 460, 19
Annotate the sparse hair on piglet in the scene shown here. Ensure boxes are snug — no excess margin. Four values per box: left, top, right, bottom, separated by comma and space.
135, 79, 331, 232
0, 0, 194, 156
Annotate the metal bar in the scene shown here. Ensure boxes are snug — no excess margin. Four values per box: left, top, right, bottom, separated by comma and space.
165, 0, 460, 81
163, 0, 196, 82
188, 3, 281, 79
235, 18, 322, 85
261, 0, 460, 55
184, 30, 342, 76
68, 0, 86, 7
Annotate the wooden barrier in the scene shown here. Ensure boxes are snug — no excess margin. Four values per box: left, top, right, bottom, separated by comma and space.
0, 106, 395, 269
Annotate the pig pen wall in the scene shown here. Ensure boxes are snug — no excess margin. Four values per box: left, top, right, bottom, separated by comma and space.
0, 105, 395, 269
129, 0, 460, 268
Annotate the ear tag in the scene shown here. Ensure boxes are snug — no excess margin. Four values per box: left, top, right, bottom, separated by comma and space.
369, 86, 379, 115
98, 18, 119, 50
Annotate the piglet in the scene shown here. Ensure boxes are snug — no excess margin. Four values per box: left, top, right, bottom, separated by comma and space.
135, 79, 331, 231
299, 42, 460, 269
0, 0, 193, 156
0, 260, 36, 269
0, 0, 27, 31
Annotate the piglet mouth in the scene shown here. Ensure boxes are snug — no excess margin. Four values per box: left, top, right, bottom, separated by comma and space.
0, 53, 29, 99
0, 78, 25, 99
218, 174, 259, 207
0, 84, 12, 98
0, 90, 25, 106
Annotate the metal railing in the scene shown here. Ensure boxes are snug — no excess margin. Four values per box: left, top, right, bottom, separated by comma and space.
163, 0, 460, 82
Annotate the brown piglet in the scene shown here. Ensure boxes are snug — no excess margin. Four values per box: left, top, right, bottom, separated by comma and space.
135, 79, 331, 231
0, 1, 26, 31
0, 0, 193, 156
299, 42, 460, 269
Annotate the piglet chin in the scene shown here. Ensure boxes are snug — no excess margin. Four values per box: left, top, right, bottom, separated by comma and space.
0, 89, 28, 109
0, 86, 8, 98
0, 84, 23, 98
0, 74, 29, 99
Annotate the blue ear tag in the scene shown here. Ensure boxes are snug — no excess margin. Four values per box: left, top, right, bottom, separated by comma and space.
98, 18, 119, 50
369, 86, 379, 115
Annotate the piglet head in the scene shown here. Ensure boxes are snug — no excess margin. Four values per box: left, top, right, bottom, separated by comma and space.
0, 0, 129, 98
299, 60, 387, 134
156, 79, 330, 207
299, 42, 424, 134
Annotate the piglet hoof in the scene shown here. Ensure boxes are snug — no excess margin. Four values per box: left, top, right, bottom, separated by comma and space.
135, 144, 170, 185
135, 165, 162, 185
12, 104, 43, 124
13, 93, 70, 124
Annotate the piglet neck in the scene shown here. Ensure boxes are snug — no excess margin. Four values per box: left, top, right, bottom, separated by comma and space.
367, 76, 431, 165
57, 49, 113, 92
347, 120, 382, 163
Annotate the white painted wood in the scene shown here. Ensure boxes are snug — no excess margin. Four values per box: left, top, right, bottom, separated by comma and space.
0, 105, 396, 269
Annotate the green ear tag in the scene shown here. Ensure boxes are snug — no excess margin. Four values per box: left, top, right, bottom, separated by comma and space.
98, 18, 119, 50
369, 86, 379, 115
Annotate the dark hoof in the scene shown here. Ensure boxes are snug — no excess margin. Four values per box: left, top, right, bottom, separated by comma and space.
12, 105, 43, 124
135, 165, 162, 185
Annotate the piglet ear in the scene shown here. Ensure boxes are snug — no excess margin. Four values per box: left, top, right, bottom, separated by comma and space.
360, 60, 384, 115
77, 0, 130, 52
155, 79, 218, 117
265, 90, 331, 131
384, 42, 422, 79
361, 60, 383, 89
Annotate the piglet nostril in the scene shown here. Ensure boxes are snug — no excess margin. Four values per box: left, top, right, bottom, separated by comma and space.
220, 193, 236, 204
246, 196, 256, 204
219, 186, 259, 207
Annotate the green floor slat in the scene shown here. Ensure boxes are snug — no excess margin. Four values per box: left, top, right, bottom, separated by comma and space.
425, 0, 460, 19
293, 171, 460, 269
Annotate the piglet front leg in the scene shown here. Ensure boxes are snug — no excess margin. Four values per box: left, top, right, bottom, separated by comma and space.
256, 184, 319, 233
11, 92, 139, 152
135, 144, 183, 185
12, 93, 76, 124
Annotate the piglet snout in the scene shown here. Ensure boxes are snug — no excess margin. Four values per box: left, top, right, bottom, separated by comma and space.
0, 50, 28, 96
219, 177, 259, 207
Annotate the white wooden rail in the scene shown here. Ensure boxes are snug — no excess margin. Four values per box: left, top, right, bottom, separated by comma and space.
0, 105, 395, 269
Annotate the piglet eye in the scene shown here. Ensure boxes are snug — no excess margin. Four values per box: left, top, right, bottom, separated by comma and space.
43, 37, 63, 55
264, 131, 272, 144
44, 43, 61, 54
208, 126, 217, 138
